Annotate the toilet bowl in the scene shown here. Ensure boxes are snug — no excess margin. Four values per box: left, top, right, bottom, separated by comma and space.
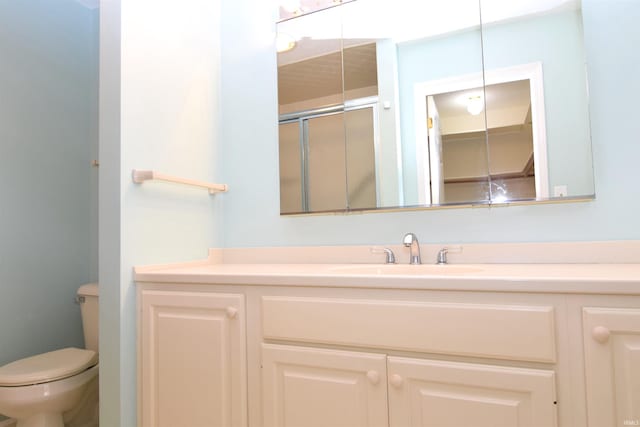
0, 284, 99, 427
0, 350, 98, 427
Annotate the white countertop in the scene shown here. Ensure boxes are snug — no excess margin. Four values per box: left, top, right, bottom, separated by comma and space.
134, 262, 640, 295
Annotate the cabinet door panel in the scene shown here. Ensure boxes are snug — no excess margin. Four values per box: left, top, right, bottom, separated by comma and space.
388, 357, 556, 427
583, 307, 640, 427
140, 290, 246, 427
262, 344, 388, 427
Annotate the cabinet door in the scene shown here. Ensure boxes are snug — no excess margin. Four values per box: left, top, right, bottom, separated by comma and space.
583, 307, 640, 427
387, 357, 557, 427
139, 290, 247, 427
262, 344, 388, 427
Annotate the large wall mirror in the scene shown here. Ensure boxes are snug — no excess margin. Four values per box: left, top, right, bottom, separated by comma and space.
276, 0, 594, 214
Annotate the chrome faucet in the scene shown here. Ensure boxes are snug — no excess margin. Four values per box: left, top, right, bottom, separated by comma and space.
402, 233, 421, 265
436, 248, 449, 264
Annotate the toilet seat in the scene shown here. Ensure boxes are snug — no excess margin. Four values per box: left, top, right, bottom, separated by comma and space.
0, 348, 98, 387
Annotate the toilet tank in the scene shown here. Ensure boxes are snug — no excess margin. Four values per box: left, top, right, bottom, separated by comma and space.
77, 283, 99, 353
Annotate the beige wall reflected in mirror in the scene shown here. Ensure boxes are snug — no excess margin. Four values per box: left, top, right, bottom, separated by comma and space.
434, 80, 536, 204
345, 106, 377, 210
278, 122, 303, 213
276, 0, 594, 215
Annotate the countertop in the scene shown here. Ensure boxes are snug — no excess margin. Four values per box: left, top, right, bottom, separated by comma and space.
134, 261, 640, 295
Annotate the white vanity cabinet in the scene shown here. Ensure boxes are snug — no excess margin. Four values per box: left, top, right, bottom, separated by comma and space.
582, 307, 640, 427
137, 288, 247, 427
261, 296, 559, 427
133, 262, 640, 427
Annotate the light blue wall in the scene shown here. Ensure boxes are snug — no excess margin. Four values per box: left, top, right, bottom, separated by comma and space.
0, 0, 98, 368
99, 1, 223, 425
220, 0, 640, 248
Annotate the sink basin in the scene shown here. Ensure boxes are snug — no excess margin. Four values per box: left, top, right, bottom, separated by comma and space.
328, 264, 483, 275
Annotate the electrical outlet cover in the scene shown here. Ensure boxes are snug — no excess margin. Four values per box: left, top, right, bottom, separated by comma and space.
554, 185, 568, 197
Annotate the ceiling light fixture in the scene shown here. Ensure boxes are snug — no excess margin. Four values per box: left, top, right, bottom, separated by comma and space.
276, 33, 297, 53
466, 95, 484, 115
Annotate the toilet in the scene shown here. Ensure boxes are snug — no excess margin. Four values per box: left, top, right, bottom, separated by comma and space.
0, 283, 99, 427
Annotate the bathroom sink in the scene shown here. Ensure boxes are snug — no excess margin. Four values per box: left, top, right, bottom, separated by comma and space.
328, 264, 483, 275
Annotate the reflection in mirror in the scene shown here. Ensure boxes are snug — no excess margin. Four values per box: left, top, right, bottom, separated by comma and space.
401, 3, 487, 206
276, 0, 594, 215
277, 6, 343, 115
278, 0, 352, 21
432, 80, 537, 204
416, 63, 546, 205
277, 6, 347, 213
483, 80, 538, 203
341, 2, 383, 211
278, 121, 303, 213
277, 0, 486, 213
345, 103, 378, 209
431, 86, 493, 205
481, 0, 594, 200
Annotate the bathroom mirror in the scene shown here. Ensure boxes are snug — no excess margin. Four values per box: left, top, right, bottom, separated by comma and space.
276, 0, 594, 214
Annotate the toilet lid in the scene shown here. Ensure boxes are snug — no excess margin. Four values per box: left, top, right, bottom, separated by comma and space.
0, 348, 98, 387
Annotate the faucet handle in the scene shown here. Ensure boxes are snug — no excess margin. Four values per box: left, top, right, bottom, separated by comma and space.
436, 246, 462, 264
371, 247, 397, 264
436, 248, 449, 265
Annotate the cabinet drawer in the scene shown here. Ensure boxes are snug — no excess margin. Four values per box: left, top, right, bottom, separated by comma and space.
262, 297, 556, 363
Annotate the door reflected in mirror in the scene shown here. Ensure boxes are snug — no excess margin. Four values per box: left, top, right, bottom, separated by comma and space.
418, 66, 545, 205
276, 0, 594, 215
